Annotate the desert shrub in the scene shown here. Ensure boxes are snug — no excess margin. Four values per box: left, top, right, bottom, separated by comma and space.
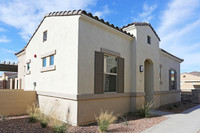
49, 116, 68, 133
136, 101, 154, 118
39, 113, 49, 128
120, 115, 128, 126
173, 104, 179, 108
166, 106, 173, 110
26, 103, 40, 123
0, 114, 6, 121
52, 124, 67, 133
96, 111, 117, 133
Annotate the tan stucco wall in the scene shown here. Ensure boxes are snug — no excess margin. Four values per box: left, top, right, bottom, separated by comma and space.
181, 73, 200, 92
78, 15, 133, 94
24, 15, 79, 94
159, 50, 181, 92
0, 89, 37, 116
38, 94, 78, 125
77, 96, 130, 125
154, 91, 181, 108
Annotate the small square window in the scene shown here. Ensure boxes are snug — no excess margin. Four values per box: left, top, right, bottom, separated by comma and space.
50, 55, 54, 66
42, 58, 46, 67
27, 63, 30, 71
147, 35, 151, 44
43, 31, 47, 42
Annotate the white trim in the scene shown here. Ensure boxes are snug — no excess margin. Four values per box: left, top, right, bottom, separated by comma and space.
101, 48, 120, 57
40, 65, 56, 72
41, 49, 56, 59
26, 59, 31, 64
26, 71, 31, 75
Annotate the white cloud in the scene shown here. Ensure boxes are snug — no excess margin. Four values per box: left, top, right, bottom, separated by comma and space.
0, 36, 10, 43
157, 0, 200, 72
1, 48, 16, 54
93, 5, 111, 18
133, 3, 157, 22
0, 0, 97, 40
0, 27, 5, 32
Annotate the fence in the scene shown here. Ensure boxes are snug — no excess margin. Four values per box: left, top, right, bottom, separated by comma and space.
0, 89, 37, 116
0, 78, 21, 89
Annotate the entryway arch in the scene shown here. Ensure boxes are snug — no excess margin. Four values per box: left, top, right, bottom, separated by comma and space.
144, 59, 154, 103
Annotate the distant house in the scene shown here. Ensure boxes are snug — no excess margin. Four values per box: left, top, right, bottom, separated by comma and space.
0, 72, 17, 89
15, 10, 183, 125
181, 71, 200, 92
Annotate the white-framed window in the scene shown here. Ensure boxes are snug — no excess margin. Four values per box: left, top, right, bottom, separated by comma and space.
147, 35, 151, 44
26, 59, 31, 75
27, 63, 30, 71
169, 69, 177, 90
50, 55, 54, 66
43, 31, 47, 42
104, 54, 118, 92
42, 57, 47, 67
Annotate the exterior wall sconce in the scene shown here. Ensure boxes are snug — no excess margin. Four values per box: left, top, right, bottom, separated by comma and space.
140, 65, 144, 72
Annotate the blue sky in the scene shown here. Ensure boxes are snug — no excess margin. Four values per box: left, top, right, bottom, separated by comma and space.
0, 0, 200, 75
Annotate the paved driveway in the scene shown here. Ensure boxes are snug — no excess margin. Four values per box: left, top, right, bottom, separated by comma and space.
142, 104, 200, 133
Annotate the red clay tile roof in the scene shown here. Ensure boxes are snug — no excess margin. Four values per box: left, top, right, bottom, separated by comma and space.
122, 22, 161, 41
15, 10, 134, 55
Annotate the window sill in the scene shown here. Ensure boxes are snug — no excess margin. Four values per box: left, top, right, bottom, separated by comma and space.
41, 65, 56, 73
26, 71, 31, 75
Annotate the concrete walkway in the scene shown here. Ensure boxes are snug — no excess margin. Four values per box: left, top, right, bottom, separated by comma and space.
142, 104, 200, 133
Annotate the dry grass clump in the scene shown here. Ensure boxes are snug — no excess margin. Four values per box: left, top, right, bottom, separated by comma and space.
96, 111, 117, 133
49, 115, 68, 133
136, 101, 154, 118
26, 103, 40, 123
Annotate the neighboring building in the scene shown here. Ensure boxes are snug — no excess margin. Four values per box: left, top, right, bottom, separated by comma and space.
15, 10, 183, 125
181, 71, 200, 92
0, 72, 18, 89
2, 72, 18, 80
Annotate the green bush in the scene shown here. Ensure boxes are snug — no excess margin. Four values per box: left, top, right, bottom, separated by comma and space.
136, 101, 154, 118
96, 111, 117, 133
52, 124, 67, 133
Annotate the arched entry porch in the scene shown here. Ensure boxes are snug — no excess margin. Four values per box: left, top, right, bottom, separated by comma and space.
144, 59, 154, 103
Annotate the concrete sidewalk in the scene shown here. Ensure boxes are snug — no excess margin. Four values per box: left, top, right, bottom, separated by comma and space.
142, 104, 200, 133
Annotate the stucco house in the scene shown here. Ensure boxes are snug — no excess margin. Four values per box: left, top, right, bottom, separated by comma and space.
15, 10, 183, 125
181, 71, 200, 92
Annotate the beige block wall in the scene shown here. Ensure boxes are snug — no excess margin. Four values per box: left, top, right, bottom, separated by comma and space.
38, 95, 78, 125
0, 89, 37, 116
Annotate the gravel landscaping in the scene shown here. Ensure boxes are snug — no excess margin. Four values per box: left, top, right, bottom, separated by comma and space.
157, 101, 199, 113
0, 114, 166, 133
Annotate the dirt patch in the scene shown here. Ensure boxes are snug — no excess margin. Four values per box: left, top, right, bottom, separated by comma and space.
157, 101, 199, 113
0, 114, 166, 133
